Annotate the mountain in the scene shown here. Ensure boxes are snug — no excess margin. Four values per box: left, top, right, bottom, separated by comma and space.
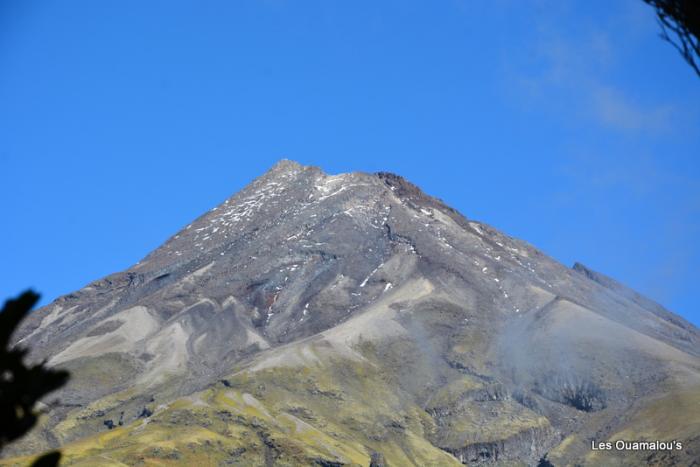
4, 160, 699, 466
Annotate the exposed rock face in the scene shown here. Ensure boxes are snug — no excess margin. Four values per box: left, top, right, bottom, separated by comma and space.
5, 160, 700, 466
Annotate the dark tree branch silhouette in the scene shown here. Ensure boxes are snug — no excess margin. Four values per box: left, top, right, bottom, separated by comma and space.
1, 290, 69, 466
642, 0, 700, 77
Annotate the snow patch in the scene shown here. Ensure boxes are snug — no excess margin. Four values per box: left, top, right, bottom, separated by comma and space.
360, 262, 384, 287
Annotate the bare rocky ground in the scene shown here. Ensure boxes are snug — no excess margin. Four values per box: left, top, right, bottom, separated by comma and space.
3, 160, 699, 466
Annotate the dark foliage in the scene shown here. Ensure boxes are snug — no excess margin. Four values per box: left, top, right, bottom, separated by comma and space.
643, 0, 700, 76
28, 452, 62, 467
0, 290, 70, 466
538, 454, 555, 467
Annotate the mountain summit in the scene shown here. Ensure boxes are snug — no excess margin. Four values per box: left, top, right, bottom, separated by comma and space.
7, 161, 700, 466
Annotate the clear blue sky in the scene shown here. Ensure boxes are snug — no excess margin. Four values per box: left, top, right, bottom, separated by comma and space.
1, 1, 698, 326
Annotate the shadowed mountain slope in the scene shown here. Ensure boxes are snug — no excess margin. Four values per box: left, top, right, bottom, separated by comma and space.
4, 160, 699, 466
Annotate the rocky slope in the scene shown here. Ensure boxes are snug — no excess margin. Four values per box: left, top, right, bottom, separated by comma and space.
3, 160, 699, 466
